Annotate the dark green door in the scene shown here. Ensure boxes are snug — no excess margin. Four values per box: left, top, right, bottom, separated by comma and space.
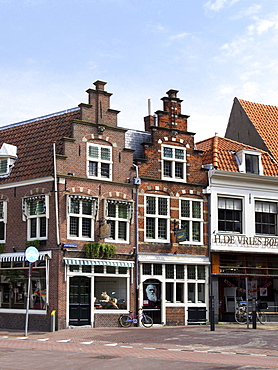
69, 276, 91, 326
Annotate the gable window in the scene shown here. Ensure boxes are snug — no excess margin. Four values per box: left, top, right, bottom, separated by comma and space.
0, 143, 17, 179
180, 199, 203, 243
255, 201, 277, 235
105, 200, 132, 243
0, 201, 7, 242
68, 195, 97, 240
218, 197, 242, 233
145, 195, 170, 242
87, 143, 112, 180
23, 195, 49, 241
162, 145, 186, 181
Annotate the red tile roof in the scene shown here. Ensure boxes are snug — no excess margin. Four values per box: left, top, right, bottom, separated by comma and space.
0, 109, 80, 184
197, 136, 278, 176
239, 99, 278, 162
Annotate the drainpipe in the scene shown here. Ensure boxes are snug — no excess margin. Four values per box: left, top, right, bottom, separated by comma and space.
53, 142, 60, 246
133, 164, 141, 321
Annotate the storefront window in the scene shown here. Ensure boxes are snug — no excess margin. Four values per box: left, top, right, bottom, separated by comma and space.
0, 263, 47, 310
94, 277, 127, 310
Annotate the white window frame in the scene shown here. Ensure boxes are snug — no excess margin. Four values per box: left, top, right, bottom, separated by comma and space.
218, 197, 243, 234
187, 265, 207, 305
23, 195, 49, 241
255, 200, 278, 236
179, 198, 203, 244
236, 149, 263, 175
105, 200, 132, 244
87, 143, 112, 181
0, 201, 7, 243
161, 144, 186, 182
67, 195, 97, 240
145, 195, 170, 243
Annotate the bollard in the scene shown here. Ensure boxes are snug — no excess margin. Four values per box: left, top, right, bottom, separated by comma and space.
252, 298, 256, 329
51, 310, 56, 332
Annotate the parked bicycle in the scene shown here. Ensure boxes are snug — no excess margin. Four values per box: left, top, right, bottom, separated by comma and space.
235, 300, 268, 325
119, 308, 153, 328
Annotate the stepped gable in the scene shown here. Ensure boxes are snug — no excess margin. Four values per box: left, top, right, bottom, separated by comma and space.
197, 135, 278, 176
0, 108, 80, 183
239, 99, 278, 161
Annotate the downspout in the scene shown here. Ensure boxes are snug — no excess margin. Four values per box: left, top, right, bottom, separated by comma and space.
133, 164, 141, 321
53, 142, 60, 246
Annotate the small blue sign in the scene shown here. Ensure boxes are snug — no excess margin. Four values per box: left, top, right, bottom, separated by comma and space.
63, 244, 78, 249
25, 246, 39, 263
175, 229, 188, 242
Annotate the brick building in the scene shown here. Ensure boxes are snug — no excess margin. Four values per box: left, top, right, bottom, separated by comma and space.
0, 81, 209, 331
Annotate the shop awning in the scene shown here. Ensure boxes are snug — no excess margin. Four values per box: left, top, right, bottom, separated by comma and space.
64, 258, 134, 268
0, 250, 52, 262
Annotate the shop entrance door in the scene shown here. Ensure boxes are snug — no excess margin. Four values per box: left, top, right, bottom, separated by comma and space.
69, 276, 91, 326
142, 279, 161, 324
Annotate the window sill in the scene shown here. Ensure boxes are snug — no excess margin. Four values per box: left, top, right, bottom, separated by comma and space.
0, 308, 47, 315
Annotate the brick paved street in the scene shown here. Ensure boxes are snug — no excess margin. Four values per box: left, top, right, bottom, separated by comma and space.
0, 323, 278, 369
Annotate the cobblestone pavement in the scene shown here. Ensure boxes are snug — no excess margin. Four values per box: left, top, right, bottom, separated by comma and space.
0, 324, 278, 369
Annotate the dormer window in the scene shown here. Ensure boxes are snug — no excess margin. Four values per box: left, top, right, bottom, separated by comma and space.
162, 145, 186, 181
0, 143, 17, 178
236, 149, 262, 175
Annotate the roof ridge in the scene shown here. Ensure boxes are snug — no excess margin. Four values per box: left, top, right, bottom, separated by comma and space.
0, 107, 80, 131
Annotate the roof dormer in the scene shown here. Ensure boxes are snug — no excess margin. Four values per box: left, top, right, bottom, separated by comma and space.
0, 143, 17, 178
236, 149, 263, 175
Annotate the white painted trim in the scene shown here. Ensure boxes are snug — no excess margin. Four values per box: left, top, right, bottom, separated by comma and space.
0, 176, 54, 189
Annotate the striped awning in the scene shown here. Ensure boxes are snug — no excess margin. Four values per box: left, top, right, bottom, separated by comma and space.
64, 258, 134, 268
0, 250, 52, 262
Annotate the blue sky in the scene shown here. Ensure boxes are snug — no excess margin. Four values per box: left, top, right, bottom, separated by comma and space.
1, 0, 278, 141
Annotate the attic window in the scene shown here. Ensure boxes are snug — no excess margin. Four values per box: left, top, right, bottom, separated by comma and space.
0, 143, 17, 178
236, 149, 262, 175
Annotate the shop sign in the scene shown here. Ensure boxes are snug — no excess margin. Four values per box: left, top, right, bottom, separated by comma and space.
213, 234, 278, 250
175, 228, 188, 242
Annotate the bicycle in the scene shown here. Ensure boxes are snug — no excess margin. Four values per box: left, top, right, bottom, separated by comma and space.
119, 308, 153, 328
235, 300, 267, 325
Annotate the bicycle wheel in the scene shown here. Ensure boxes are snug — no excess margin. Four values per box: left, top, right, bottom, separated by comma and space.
141, 315, 153, 328
235, 312, 247, 324
119, 315, 133, 327
257, 312, 267, 325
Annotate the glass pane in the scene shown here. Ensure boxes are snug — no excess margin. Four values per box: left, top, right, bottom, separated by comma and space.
180, 220, 189, 241
176, 283, 184, 302
146, 197, 156, 214
108, 203, 116, 217
166, 282, 174, 302
89, 161, 98, 176
0, 159, 7, 174
197, 266, 206, 280
163, 147, 173, 158
175, 148, 184, 159
166, 264, 174, 279
192, 201, 201, 218
82, 201, 92, 215
143, 264, 152, 275
0, 222, 4, 240
89, 145, 99, 158
82, 218, 91, 237
70, 217, 79, 237
198, 283, 205, 303
187, 265, 196, 279
39, 217, 46, 238
70, 199, 79, 214
181, 200, 190, 218
94, 265, 104, 273
107, 266, 116, 274
146, 218, 155, 238
118, 267, 127, 274
82, 265, 91, 273
101, 147, 110, 160
94, 277, 127, 310
163, 161, 172, 177
118, 205, 128, 219
29, 200, 45, 215
153, 264, 162, 275
109, 220, 116, 239
30, 218, 37, 238
158, 198, 168, 215
158, 219, 167, 239
188, 283, 195, 303
192, 222, 200, 242
0, 202, 3, 219
101, 163, 110, 178
175, 162, 183, 178
176, 265, 184, 279
118, 221, 127, 240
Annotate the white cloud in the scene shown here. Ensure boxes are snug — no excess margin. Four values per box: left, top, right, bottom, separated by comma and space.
204, 0, 239, 12
169, 32, 189, 41
231, 4, 261, 19
248, 14, 278, 35
221, 35, 253, 56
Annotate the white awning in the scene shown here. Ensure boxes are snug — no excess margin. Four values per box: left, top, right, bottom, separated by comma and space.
0, 250, 52, 262
64, 257, 134, 268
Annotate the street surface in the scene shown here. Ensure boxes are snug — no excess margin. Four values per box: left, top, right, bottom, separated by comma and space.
0, 323, 278, 369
